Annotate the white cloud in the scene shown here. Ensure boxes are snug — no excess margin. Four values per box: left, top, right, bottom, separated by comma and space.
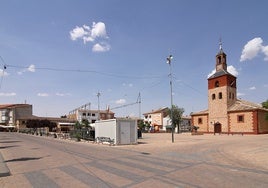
56, 92, 71, 97
122, 83, 133, 87
237, 92, 245, 97
0, 92, 16, 97
70, 26, 88, 41
240, 37, 268, 62
0, 69, 9, 76
249, 86, 256, 90
70, 22, 110, 52
227, 65, 238, 76
27, 64, 35, 72
115, 99, 126, 104
18, 64, 35, 75
38, 93, 49, 97
92, 43, 110, 52
262, 45, 268, 61
207, 65, 238, 78
207, 69, 216, 78
91, 22, 107, 39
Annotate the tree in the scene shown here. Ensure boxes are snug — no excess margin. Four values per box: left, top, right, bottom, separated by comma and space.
74, 121, 82, 130
81, 119, 91, 129
137, 120, 146, 132
168, 105, 184, 133
262, 99, 268, 120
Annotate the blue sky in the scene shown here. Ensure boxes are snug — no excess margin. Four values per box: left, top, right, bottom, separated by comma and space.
0, 0, 267, 117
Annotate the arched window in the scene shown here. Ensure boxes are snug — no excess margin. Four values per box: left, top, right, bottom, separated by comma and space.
219, 92, 222, 99
217, 56, 221, 64
215, 81, 219, 88
212, 94, 216, 100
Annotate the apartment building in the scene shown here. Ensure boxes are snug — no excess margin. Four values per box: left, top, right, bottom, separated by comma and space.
68, 103, 115, 123
0, 104, 33, 130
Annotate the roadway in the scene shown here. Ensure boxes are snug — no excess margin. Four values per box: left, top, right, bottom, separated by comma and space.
0, 132, 268, 188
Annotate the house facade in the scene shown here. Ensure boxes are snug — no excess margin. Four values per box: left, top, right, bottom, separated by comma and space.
143, 107, 191, 132
68, 104, 115, 124
0, 104, 33, 130
191, 45, 268, 134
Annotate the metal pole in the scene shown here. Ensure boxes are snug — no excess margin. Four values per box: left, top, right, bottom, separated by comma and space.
167, 55, 174, 143
97, 92, 101, 120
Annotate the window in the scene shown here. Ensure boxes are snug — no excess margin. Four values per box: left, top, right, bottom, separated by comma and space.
237, 115, 244, 123
92, 113, 95, 116
219, 92, 222, 99
217, 56, 221, 64
82, 113, 86, 116
198, 118, 203, 124
212, 94, 216, 100
215, 81, 219, 88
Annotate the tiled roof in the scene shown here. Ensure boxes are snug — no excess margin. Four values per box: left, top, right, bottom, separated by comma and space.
0, 104, 31, 109
191, 109, 208, 115
208, 70, 235, 79
143, 107, 168, 115
228, 99, 268, 112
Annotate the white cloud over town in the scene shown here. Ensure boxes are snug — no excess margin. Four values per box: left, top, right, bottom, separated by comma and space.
0, 92, 16, 97
70, 22, 110, 52
207, 65, 239, 78
115, 98, 126, 104
56, 92, 71, 97
240, 37, 268, 62
37, 93, 49, 97
249, 86, 256, 90
0, 69, 9, 76
92, 43, 110, 52
237, 92, 245, 97
18, 64, 35, 75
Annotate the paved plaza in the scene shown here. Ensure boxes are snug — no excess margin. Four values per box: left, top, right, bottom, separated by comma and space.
0, 132, 268, 188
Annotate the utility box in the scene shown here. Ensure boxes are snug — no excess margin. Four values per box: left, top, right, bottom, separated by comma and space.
95, 118, 137, 145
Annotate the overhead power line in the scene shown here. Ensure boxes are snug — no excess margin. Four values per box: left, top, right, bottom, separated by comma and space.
5, 64, 166, 80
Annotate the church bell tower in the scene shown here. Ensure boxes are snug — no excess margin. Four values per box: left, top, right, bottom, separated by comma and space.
207, 41, 237, 133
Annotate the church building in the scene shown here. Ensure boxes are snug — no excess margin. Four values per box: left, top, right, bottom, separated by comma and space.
191, 43, 268, 134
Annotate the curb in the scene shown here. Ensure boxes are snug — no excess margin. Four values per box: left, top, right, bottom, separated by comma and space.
0, 152, 10, 177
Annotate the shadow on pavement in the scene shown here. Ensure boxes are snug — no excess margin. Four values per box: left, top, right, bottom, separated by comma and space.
0, 145, 18, 149
5, 157, 43, 163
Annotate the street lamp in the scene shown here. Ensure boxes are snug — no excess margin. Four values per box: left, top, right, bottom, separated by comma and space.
97, 91, 101, 120
166, 55, 174, 143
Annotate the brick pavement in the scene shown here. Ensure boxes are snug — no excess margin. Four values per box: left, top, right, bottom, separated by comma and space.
0, 132, 268, 187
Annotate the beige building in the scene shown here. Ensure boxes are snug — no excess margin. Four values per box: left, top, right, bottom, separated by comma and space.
191, 45, 268, 134
68, 103, 115, 124
0, 104, 32, 130
143, 107, 191, 132
0, 103, 75, 133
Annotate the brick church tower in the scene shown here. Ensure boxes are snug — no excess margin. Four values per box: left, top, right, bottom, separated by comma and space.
207, 42, 237, 133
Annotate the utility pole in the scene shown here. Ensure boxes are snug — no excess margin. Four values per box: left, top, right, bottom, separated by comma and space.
166, 55, 174, 143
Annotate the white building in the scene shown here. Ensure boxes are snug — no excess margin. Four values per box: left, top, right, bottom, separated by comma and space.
68, 103, 115, 123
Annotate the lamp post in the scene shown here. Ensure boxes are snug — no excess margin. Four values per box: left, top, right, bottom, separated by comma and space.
97, 91, 101, 120
166, 55, 174, 143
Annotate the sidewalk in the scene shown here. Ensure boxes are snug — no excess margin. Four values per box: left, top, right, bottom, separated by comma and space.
0, 152, 10, 177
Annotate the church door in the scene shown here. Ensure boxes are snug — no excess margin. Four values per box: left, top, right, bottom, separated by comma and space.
214, 123, 222, 134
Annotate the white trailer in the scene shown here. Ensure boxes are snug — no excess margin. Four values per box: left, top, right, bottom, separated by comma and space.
95, 118, 137, 145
